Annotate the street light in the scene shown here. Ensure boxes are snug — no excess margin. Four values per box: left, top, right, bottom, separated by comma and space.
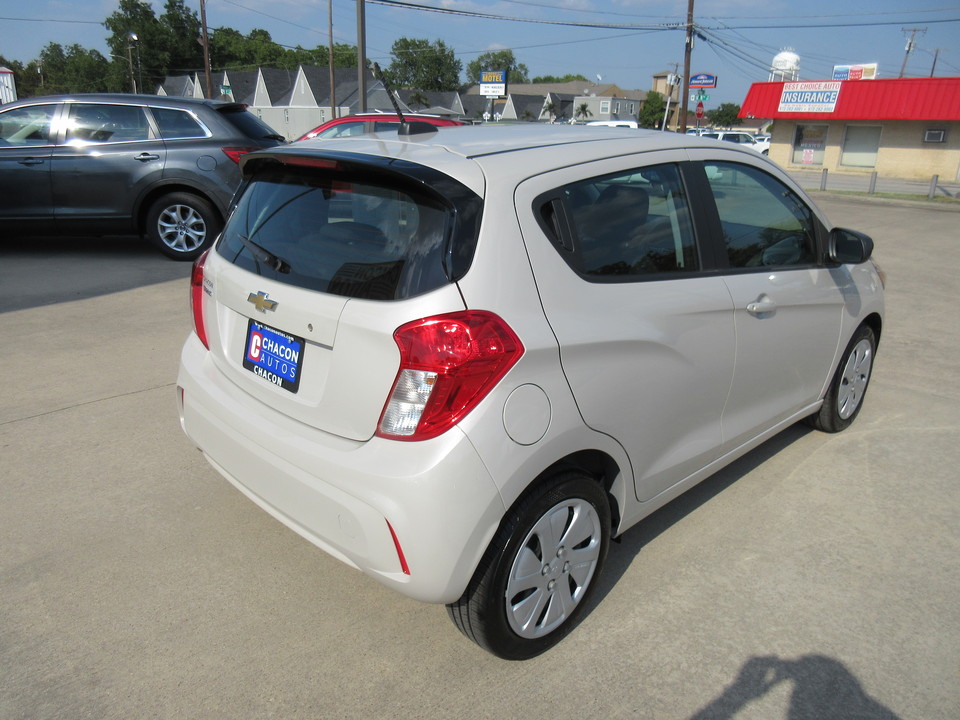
126, 32, 139, 93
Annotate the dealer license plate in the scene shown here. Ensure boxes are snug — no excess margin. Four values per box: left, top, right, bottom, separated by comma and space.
242, 319, 304, 393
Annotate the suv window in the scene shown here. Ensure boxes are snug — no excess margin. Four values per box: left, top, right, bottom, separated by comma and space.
0, 104, 55, 146
217, 164, 459, 300
153, 107, 208, 139
65, 103, 151, 143
704, 161, 817, 268
218, 106, 282, 141
547, 163, 698, 279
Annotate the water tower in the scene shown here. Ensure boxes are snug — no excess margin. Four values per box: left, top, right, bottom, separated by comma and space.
770, 50, 800, 82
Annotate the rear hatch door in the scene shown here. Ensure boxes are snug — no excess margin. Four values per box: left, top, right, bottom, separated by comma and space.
200, 152, 478, 441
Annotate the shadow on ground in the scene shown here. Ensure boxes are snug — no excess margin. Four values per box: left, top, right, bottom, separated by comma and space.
0, 235, 193, 313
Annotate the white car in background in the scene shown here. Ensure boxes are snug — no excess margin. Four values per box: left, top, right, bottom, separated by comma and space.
178, 124, 884, 659
701, 130, 769, 154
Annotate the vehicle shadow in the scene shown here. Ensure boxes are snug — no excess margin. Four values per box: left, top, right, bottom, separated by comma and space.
688, 654, 901, 719
596, 422, 811, 593
0, 235, 193, 312
581, 426, 902, 718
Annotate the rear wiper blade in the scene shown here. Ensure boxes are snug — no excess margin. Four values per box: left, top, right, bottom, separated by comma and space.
237, 234, 290, 273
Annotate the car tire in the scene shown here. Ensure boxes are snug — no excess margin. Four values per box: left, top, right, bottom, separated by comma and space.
146, 192, 222, 260
808, 324, 876, 433
446, 471, 611, 660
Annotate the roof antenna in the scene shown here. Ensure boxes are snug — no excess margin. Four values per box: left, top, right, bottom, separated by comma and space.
372, 62, 437, 136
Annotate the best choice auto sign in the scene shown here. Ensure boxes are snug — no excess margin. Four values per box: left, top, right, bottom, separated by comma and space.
778, 81, 842, 113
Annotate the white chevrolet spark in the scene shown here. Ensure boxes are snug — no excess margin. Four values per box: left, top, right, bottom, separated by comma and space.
177, 123, 884, 659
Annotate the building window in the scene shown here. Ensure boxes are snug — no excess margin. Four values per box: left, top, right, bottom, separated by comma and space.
841, 125, 882, 168
791, 124, 828, 165
600, 100, 610, 114
923, 128, 946, 143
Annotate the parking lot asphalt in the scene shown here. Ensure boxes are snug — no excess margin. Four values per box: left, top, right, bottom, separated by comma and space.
2, 195, 959, 719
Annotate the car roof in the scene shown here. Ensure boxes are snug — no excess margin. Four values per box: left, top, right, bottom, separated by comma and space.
249, 124, 765, 195
2, 93, 240, 111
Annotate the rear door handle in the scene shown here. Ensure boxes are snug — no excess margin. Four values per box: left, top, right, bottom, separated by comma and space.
135, 153, 161, 162
18, 157, 45, 166
746, 296, 777, 316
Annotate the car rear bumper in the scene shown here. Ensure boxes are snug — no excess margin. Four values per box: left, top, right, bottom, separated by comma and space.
177, 333, 506, 603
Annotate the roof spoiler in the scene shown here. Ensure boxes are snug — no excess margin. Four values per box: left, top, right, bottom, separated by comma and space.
373, 62, 439, 137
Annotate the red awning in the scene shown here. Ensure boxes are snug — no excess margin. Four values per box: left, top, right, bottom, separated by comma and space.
739, 77, 960, 121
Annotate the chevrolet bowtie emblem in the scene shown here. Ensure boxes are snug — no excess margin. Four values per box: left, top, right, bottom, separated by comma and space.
247, 291, 278, 313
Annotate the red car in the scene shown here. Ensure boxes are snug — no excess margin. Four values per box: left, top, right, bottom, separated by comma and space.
296, 113, 464, 141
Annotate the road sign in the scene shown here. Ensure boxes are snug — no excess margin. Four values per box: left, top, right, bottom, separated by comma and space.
696, 101, 705, 119
689, 73, 718, 89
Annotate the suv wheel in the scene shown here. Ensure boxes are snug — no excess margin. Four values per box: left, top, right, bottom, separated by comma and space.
447, 471, 611, 660
146, 192, 222, 260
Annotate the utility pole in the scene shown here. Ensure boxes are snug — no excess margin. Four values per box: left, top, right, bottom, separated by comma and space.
679, 0, 694, 134
357, 0, 367, 113
328, 0, 337, 120
899, 27, 926, 78
200, 0, 213, 98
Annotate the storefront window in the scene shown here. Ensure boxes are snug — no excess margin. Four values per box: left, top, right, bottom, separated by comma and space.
792, 124, 828, 165
841, 126, 882, 168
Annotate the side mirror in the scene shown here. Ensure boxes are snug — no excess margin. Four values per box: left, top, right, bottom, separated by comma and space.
829, 227, 874, 264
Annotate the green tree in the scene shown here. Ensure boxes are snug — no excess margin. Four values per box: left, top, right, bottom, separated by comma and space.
209, 27, 286, 70
705, 102, 742, 127
466, 50, 529, 85
407, 90, 429, 110
575, 102, 592, 121
385, 38, 461, 91
158, 0, 203, 75
287, 42, 358, 70
637, 90, 666, 129
531, 73, 588, 84
103, 0, 164, 92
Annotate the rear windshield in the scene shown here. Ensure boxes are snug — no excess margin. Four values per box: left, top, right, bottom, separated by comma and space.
217, 164, 460, 300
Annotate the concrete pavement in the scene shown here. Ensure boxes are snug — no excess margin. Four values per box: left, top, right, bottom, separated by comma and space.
1, 196, 958, 719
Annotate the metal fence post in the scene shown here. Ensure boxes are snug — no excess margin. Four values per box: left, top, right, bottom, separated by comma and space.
929, 175, 939, 199
820, 168, 828, 191
868, 171, 878, 194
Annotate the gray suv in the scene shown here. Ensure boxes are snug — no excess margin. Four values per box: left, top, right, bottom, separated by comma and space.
0, 93, 285, 259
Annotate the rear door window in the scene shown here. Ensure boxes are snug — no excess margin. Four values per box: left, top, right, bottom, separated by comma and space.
546, 163, 699, 279
218, 164, 459, 300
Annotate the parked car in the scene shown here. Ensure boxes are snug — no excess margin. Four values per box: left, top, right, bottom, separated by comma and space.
177, 124, 884, 659
295, 113, 465, 141
586, 120, 638, 128
0, 93, 285, 259
752, 133, 772, 154
700, 130, 769, 154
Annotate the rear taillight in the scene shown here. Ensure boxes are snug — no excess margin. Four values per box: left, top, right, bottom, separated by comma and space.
377, 311, 524, 441
221, 146, 259, 164
190, 249, 211, 349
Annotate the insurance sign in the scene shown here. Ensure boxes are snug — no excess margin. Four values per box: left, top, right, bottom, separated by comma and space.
778, 81, 842, 113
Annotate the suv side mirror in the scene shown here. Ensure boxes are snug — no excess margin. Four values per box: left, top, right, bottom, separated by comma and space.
829, 227, 874, 264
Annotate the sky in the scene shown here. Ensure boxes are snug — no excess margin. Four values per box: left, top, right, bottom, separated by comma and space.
1, 0, 958, 107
